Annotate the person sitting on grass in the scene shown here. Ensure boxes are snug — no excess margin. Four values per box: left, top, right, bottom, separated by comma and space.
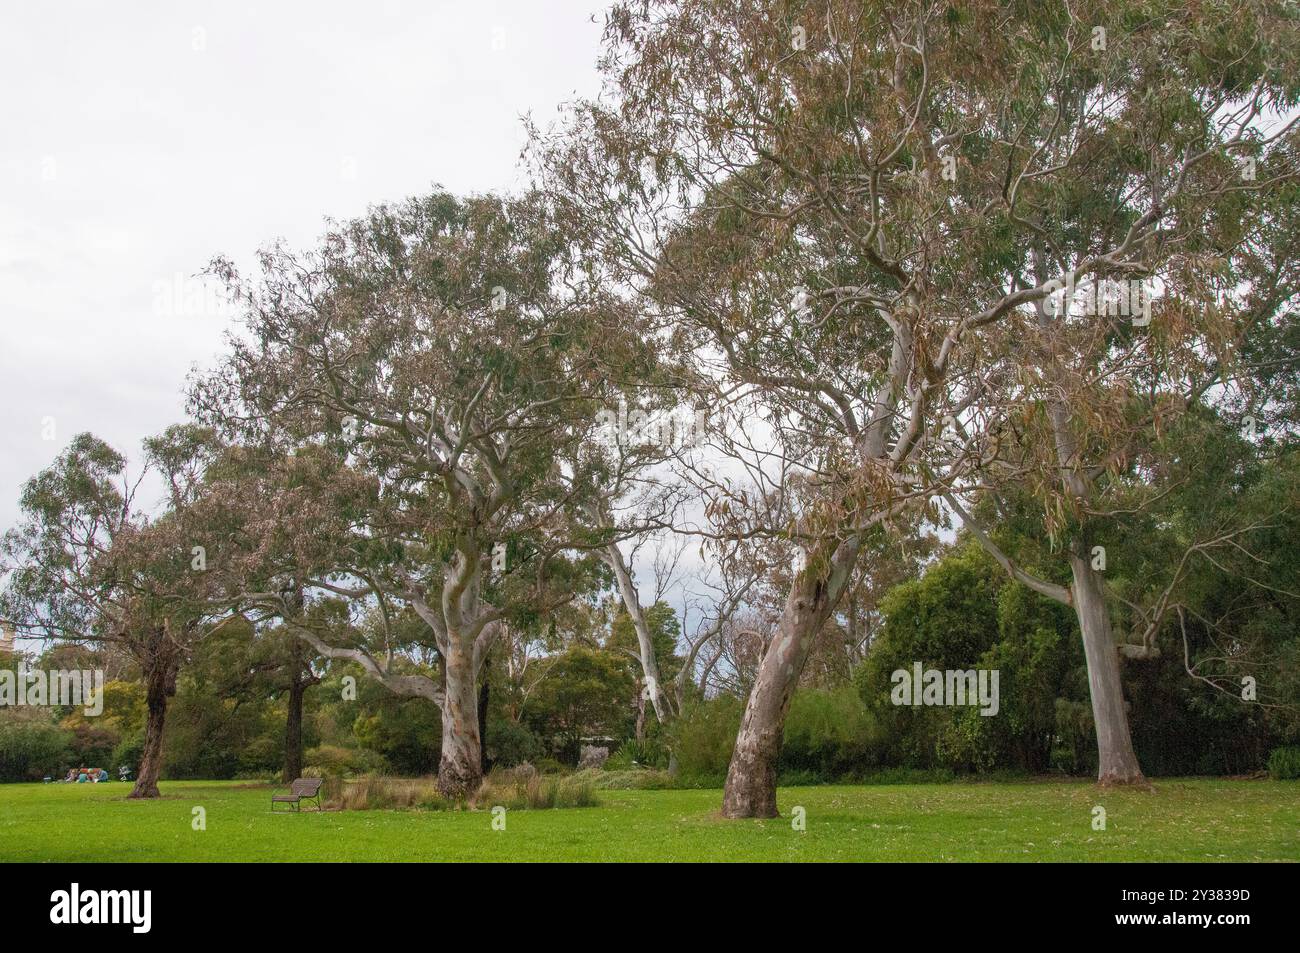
75, 768, 89, 783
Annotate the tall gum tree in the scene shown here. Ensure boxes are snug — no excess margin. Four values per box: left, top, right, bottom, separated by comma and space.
934, 8, 1299, 785
194, 191, 641, 796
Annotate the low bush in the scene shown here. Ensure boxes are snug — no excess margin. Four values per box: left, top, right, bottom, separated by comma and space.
583, 767, 676, 790
606, 737, 669, 771
486, 718, 542, 768
110, 732, 145, 779
1267, 746, 1300, 780
328, 775, 448, 811
325, 768, 598, 811
303, 744, 388, 779
64, 721, 120, 768
475, 769, 598, 810
779, 687, 883, 782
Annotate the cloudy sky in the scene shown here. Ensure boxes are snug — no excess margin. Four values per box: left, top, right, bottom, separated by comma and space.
0, 0, 606, 529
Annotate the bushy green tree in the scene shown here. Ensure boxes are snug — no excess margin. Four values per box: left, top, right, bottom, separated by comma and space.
524, 645, 635, 762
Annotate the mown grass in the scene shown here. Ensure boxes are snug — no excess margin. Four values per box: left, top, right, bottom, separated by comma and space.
0, 778, 1294, 862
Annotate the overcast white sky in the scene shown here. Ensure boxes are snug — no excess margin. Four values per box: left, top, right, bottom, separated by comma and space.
0, 0, 606, 530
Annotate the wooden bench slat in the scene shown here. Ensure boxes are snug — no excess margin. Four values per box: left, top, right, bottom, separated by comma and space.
272, 777, 323, 811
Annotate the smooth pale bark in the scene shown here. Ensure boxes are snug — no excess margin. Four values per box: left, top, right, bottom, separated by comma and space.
721, 537, 862, 818
438, 640, 483, 798
129, 661, 176, 799
607, 543, 670, 723
1068, 552, 1147, 786
285, 604, 495, 796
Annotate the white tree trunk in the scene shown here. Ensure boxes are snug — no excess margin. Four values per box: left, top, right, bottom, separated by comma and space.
438, 637, 483, 798
607, 543, 669, 723
1068, 552, 1146, 785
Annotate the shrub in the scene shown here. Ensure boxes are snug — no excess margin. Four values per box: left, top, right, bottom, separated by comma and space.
779, 687, 883, 782
111, 732, 145, 779
1268, 746, 1300, 780
236, 735, 283, 776
606, 737, 669, 771
553, 774, 599, 808
582, 767, 676, 790
670, 696, 744, 782
232, 770, 279, 782
475, 768, 599, 810
935, 705, 1001, 774
486, 718, 542, 768
1052, 699, 1097, 777
304, 744, 388, 779
0, 709, 72, 781
350, 691, 441, 775
330, 775, 449, 811
64, 721, 120, 768
327, 769, 599, 812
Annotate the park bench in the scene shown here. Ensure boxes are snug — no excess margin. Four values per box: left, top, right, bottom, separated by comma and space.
271, 777, 323, 812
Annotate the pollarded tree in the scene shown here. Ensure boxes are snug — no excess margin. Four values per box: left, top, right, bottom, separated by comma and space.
194, 190, 641, 796
0, 428, 239, 797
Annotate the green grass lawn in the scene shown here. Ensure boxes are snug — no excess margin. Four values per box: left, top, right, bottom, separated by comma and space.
1, 778, 1295, 862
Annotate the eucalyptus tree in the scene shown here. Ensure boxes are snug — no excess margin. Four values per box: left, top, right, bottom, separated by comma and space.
0, 427, 238, 797
932, 17, 1300, 784
194, 190, 643, 795
537, 0, 1300, 813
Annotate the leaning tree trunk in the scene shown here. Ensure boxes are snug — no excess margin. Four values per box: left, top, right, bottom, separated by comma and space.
607, 543, 670, 723
438, 638, 483, 798
129, 661, 177, 799
721, 538, 861, 818
1068, 552, 1146, 786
